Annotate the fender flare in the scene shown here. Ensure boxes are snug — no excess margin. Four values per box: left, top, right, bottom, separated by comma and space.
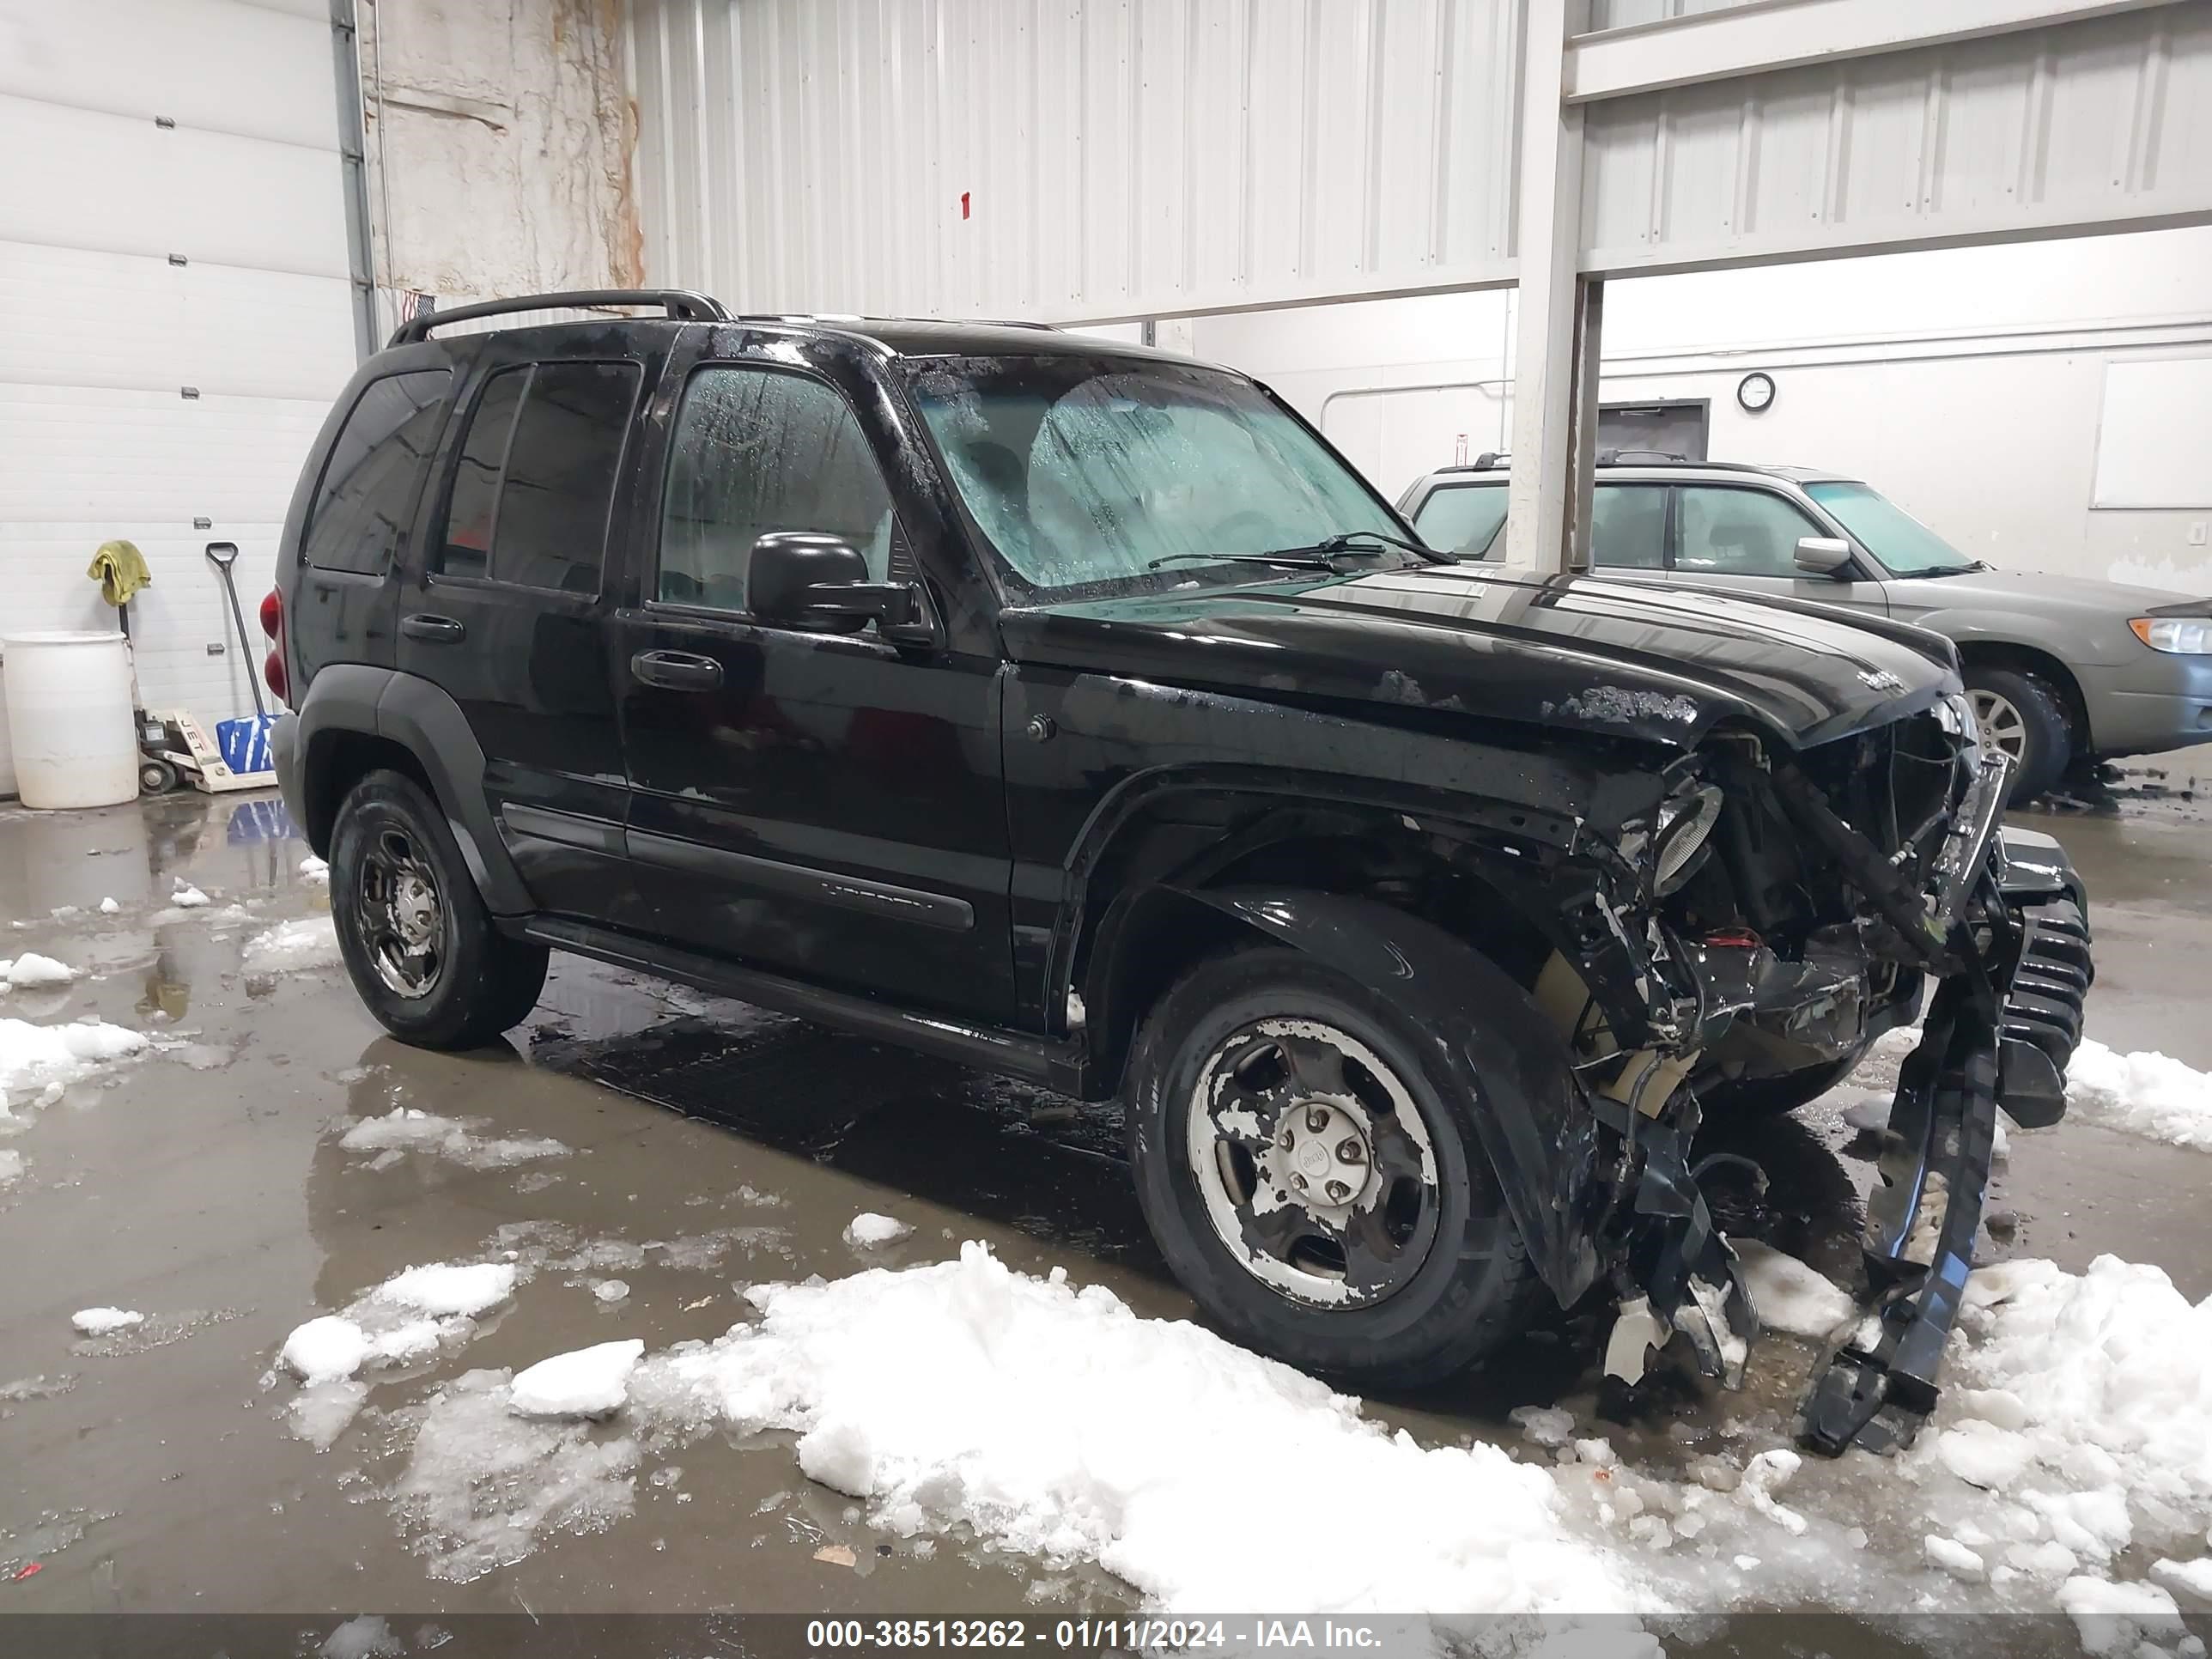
1181, 885, 1605, 1307
292, 665, 532, 915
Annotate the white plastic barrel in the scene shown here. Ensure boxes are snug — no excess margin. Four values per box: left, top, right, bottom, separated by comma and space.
2, 630, 139, 809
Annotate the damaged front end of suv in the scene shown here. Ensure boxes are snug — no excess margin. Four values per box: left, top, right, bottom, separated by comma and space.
1518, 689, 2089, 1455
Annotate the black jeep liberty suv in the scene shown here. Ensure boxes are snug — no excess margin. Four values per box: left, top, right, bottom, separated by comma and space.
270, 289, 2094, 1455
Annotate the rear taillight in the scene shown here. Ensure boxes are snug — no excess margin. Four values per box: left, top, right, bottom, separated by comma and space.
261, 589, 288, 702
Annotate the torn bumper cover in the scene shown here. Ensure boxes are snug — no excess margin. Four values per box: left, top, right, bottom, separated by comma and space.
1793, 764, 2095, 1456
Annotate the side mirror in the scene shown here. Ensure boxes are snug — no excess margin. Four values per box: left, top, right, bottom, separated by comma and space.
1793, 535, 1851, 577
748, 532, 937, 644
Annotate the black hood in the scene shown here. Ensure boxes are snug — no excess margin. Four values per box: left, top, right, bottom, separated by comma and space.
1000, 564, 1959, 750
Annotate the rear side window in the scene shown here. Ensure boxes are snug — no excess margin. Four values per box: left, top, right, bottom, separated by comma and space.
433, 361, 641, 593
1589, 484, 1667, 569
1411, 483, 1507, 557
302, 369, 451, 574
658, 367, 895, 611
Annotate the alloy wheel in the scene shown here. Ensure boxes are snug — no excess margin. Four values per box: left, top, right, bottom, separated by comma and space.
1184, 1016, 1440, 1307
1968, 688, 2028, 763
357, 826, 445, 1000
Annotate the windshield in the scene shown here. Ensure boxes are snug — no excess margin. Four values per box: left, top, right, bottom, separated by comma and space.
1803, 480, 1978, 576
906, 355, 1408, 593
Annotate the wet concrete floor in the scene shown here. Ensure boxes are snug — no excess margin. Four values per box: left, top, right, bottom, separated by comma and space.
0, 777, 2207, 1638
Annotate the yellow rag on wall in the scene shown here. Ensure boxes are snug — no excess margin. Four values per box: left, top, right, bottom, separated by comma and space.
88, 539, 152, 607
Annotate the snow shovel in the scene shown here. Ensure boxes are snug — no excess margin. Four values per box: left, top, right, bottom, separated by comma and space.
204, 541, 276, 775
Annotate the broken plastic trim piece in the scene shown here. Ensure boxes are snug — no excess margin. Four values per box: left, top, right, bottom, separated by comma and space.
1797, 959, 2003, 1456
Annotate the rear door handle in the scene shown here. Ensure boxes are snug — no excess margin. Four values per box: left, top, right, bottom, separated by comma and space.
401, 613, 466, 642
630, 649, 723, 690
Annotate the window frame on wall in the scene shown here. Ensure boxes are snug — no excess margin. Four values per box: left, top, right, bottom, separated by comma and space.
649, 360, 903, 623
426, 357, 644, 600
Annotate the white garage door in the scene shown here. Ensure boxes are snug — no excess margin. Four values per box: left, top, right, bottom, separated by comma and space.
0, 0, 361, 796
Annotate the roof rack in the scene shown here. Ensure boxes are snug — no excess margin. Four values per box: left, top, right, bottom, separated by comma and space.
387, 289, 730, 348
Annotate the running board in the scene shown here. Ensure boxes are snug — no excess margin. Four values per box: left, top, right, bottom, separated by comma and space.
522, 917, 1091, 1097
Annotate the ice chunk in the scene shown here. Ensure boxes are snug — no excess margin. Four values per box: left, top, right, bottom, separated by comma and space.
509, 1340, 646, 1419
1736, 1449, 1807, 1534
1732, 1240, 1856, 1339
2150, 1556, 2212, 1609
843, 1212, 913, 1248
2057, 1576, 2183, 1656
71, 1307, 144, 1335
392, 1369, 638, 1583
337, 1108, 568, 1170
0, 1018, 145, 1103
301, 856, 331, 885
97, 897, 119, 915
1924, 1534, 1987, 1582
592, 1280, 630, 1304
3, 953, 77, 988
283, 1315, 371, 1383
374, 1261, 516, 1318
170, 884, 210, 908
0, 1149, 22, 1185
289, 1380, 370, 1449
1933, 1421, 2035, 1490
243, 916, 343, 972
1510, 1405, 1576, 1448
319, 1614, 401, 1659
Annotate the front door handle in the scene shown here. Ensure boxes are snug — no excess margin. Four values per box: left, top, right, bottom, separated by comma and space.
630, 649, 723, 691
401, 613, 466, 642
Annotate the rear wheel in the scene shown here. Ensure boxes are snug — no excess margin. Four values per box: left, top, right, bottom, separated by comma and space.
1965, 666, 2071, 805
1126, 946, 1540, 1387
329, 769, 548, 1049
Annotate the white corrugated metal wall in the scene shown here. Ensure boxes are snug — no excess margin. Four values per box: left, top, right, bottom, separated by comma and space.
0, 0, 361, 797
623, 0, 1525, 323
626, 0, 2212, 321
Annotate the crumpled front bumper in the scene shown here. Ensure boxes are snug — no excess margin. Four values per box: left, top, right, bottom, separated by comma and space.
1796, 813, 2094, 1456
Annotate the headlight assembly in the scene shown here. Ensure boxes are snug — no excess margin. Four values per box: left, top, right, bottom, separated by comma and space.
1655, 784, 1724, 895
2130, 617, 2212, 655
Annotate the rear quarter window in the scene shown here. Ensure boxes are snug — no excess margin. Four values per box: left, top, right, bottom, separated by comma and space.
302, 369, 453, 574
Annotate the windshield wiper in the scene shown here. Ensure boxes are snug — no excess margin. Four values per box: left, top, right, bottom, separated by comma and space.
1285, 531, 1456, 567
1145, 551, 1340, 573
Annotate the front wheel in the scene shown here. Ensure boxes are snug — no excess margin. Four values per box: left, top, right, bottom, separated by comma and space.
1965, 667, 2071, 805
328, 769, 548, 1049
1125, 947, 1540, 1387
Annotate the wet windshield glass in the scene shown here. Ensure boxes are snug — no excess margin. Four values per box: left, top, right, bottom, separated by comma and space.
906, 355, 1407, 593
1804, 480, 1978, 577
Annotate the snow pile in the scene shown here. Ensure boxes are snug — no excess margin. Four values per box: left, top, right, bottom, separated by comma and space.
2066, 1040, 2212, 1151
1733, 1242, 1856, 1340
842, 1212, 912, 1249
392, 1368, 639, 1582
627, 1242, 1642, 1616
1903, 1253, 2212, 1610
509, 1340, 645, 1419
72, 1308, 144, 1336
170, 884, 210, 908
301, 856, 331, 885
0, 954, 76, 989
337, 1108, 570, 1171
244, 916, 343, 972
0, 1018, 146, 1106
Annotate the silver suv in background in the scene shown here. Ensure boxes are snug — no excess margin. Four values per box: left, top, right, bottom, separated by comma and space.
1399, 459, 2212, 801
